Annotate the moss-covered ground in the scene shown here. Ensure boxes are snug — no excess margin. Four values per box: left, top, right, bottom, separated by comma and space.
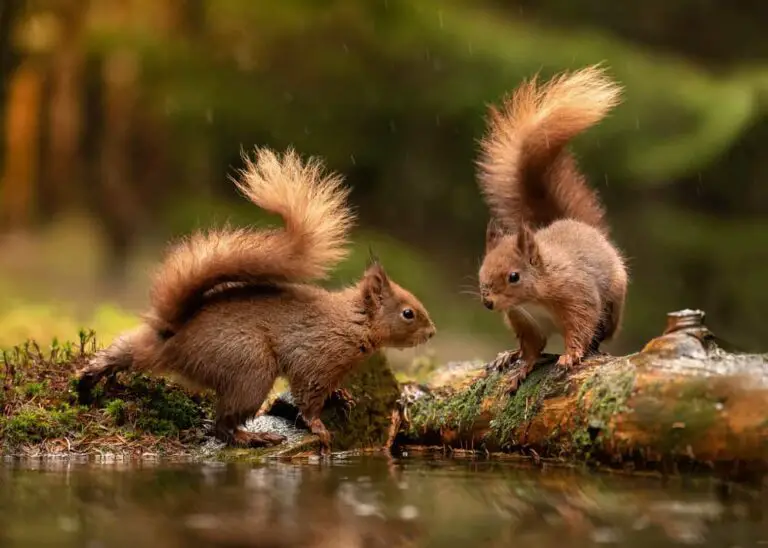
1, 331, 216, 457
1, 332, 405, 459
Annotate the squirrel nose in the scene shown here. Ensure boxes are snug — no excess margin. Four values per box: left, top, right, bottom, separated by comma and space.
482, 298, 494, 310
426, 326, 436, 339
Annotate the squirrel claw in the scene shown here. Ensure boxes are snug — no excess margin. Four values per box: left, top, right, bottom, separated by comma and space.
333, 388, 356, 410
556, 353, 581, 369
488, 349, 522, 372
499, 360, 535, 394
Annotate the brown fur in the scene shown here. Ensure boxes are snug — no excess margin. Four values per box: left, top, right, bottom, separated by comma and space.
477, 64, 621, 233
477, 66, 628, 370
148, 148, 355, 333
77, 147, 435, 452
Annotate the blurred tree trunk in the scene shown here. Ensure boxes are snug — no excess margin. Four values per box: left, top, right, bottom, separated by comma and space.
41, 0, 87, 216
0, 0, 23, 152
95, 50, 142, 284
0, 0, 39, 230
0, 61, 42, 229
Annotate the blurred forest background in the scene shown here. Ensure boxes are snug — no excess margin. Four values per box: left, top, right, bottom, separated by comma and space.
1, 0, 767, 365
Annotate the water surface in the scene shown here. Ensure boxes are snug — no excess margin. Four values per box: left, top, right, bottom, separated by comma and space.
1, 456, 765, 547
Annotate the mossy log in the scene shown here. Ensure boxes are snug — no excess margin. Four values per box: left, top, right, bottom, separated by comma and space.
394, 311, 768, 476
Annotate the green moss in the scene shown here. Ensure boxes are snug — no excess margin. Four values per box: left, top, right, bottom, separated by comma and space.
570, 360, 637, 454
1, 331, 215, 455
321, 352, 401, 451
489, 362, 567, 447
104, 399, 127, 426
407, 371, 503, 436
2, 404, 79, 444
20, 381, 47, 398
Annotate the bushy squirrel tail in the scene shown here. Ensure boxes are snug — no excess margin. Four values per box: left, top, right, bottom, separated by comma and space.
148, 147, 355, 332
477, 64, 622, 232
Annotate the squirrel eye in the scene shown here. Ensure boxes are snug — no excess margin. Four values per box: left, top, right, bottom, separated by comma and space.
507, 272, 521, 284
401, 308, 415, 320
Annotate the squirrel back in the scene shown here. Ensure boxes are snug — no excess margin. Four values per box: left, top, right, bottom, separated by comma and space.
148, 148, 355, 333
477, 64, 622, 233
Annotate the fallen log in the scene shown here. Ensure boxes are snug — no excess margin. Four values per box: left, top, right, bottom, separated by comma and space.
392, 310, 768, 477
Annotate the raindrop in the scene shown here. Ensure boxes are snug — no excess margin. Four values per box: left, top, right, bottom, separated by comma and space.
400, 505, 419, 520
438, 10, 444, 29
591, 527, 622, 544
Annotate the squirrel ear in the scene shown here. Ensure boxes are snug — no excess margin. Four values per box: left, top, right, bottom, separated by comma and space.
361, 262, 392, 315
485, 218, 507, 253
516, 224, 542, 267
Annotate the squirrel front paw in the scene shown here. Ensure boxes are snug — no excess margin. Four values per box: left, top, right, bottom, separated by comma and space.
499, 359, 537, 394
556, 353, 582, 369
488, 349, 522, 372
332, 388, 356, 410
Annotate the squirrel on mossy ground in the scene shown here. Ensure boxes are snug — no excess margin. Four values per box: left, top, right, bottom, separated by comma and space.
77, 147, 436, 452
476, 65, 628, 389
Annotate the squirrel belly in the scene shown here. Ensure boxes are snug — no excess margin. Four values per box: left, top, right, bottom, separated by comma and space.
512, 303, 561, 339
76, 147, 436, 453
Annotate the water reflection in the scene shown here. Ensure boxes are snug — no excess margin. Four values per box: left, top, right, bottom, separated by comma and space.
0, 456, 765, 547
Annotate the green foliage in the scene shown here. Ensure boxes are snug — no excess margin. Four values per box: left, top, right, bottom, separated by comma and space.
104, 399, 127, 426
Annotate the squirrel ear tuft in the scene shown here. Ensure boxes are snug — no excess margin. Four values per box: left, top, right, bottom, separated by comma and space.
516, 224, 542, 267
366, 246, 381, 268
485, 218, 507, 253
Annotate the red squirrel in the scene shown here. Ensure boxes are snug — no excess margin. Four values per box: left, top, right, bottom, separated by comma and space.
476, 65, 628, 385
77, 147, 436, 452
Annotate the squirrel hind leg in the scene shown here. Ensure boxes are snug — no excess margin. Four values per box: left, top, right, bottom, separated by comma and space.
587, 297, 625, 357
213, 409, 286, 448
213, 360, 282, 448
586, 318, 609, 357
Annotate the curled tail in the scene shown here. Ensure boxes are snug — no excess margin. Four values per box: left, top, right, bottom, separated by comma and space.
148, 147, 355, 332
477, 64, 622, 232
